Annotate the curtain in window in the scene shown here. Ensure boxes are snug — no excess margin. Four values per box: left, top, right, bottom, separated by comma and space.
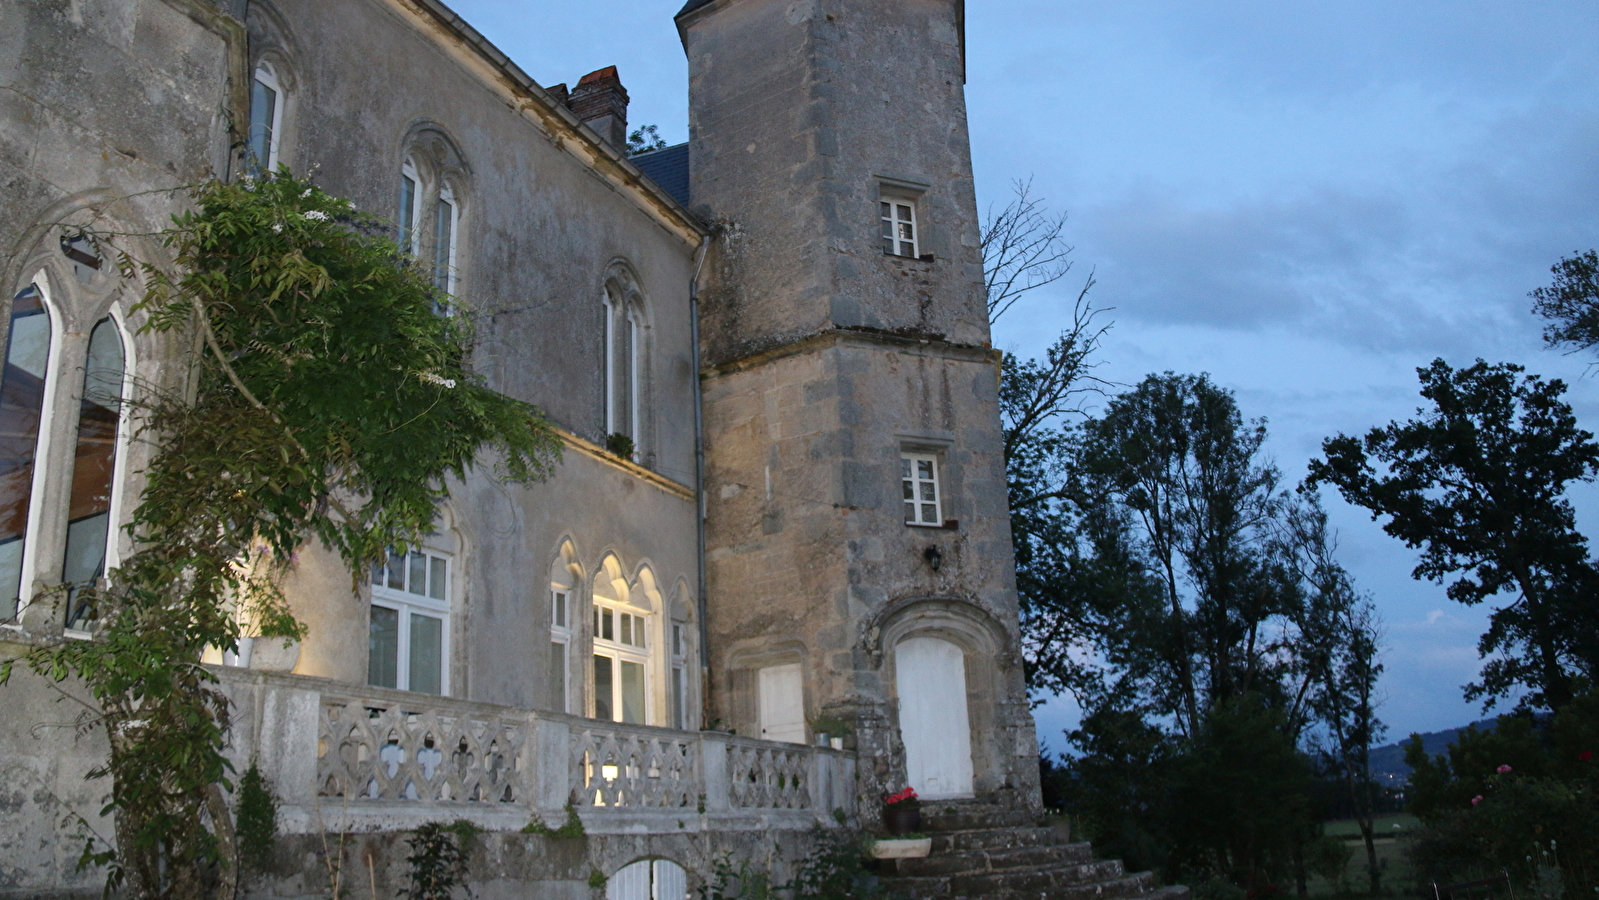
0, 285, 51, 617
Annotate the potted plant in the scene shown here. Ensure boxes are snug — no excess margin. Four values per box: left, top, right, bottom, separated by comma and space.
881, 786, 921, 835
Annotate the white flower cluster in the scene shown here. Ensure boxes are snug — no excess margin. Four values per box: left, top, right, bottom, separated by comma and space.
418, 371, 457, 389
303, 209, 329, 221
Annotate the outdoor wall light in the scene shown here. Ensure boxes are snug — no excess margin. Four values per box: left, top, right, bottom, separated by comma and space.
923, 546, 942, 571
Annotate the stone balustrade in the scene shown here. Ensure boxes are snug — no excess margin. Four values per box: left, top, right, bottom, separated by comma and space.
215, 666, 856, 834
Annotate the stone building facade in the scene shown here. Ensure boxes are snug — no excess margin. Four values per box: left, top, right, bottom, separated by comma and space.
0, 0, 1091, 896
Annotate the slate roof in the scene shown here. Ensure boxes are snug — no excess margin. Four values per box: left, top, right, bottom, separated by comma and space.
631, 142, 690, 208
676, 0, 716, 16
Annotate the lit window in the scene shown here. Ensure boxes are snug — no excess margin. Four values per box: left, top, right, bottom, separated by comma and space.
901, 452, 942, 526
61, 317, 127, 631
369, 548, 450, 695
247, 62, 284, 173
0, 284, 54, 618
592, 602, 648, 724
881, 199, 918, 258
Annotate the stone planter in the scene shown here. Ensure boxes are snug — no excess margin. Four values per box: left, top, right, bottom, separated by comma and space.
250, 637, 301, 673
882, 804, 921, 835
871, 837, 932, 859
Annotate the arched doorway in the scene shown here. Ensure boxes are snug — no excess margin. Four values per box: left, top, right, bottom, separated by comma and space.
894, 635, 974, 799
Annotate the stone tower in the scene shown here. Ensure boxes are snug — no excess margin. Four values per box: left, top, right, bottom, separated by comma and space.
680, 0, 1042, 814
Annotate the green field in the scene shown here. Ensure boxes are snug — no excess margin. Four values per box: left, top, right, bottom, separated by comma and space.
1304, 816, 1421, 897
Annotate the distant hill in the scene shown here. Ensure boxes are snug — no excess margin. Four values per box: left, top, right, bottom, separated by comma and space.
1368, 719, 1498, 785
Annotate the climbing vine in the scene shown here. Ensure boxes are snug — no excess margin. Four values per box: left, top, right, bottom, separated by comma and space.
0, 170, 560, 899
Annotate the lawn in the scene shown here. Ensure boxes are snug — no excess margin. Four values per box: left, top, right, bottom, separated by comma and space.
1304, 816, 1422, 897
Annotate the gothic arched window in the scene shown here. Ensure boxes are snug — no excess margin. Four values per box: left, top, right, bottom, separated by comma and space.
61, 316, 128, 631
0, 283, 54, 616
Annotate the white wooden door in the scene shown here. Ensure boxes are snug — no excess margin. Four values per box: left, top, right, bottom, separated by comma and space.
758, 663, 806, 744
895, 636, 974, 798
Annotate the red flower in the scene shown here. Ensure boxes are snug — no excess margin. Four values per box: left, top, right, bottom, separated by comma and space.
1471, 795, 1484, 806
1496, 764, 1512, 774
1582, 751, 1593, 762
883, 787, 919, 805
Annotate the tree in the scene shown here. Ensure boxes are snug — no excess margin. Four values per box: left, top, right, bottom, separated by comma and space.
627, 124, 668, 156
1309, 358, 1599, 712
1531, 249, 1599, 354
2, 172, 560, 898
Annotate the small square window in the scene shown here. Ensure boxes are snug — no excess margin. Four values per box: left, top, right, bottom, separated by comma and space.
901, 452, 942, 526
880, 199, 919, 258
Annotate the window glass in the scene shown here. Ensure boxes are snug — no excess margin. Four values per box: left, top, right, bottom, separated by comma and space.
61, 317, 125, 630
880, 199, 918, 258
620, 660, 646, 725
429, 556, 446, 601
408, 612, 443, 695
247, 64, 280, 172
902, 452, 942, 525
368, 605, 399, 688
593, 655, 614, 720
550, 640, 567, 711
553, 590, 567, 628
0, 285, 52, 616
398, 163, 419, 253
433, 189, 456, 298
672, 665, 686, 730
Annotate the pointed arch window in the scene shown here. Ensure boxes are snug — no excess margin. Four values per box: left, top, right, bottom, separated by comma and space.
248, 61, 285, 174
0, 284, 53, 617
601, 279, 645, 457
433, 183, 458, 299
61, 317, 127, 631
398, 158, 422, 256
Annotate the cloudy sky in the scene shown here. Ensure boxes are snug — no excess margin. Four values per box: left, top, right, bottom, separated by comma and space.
448, 0, 1599, 749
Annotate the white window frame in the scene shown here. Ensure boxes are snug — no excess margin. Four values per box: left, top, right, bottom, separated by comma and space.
370, 549, 452, 695
551, 588, 572, 713
249, 61, 285, 171
881, 198, 919, 258
61, 313, 133, 635
399, 158, 422, 256
433, 183, 459, 298
901, 451, 943, 527
591, 600, 650, 725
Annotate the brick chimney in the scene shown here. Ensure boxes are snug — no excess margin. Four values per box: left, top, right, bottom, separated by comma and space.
568, 66, 628, 151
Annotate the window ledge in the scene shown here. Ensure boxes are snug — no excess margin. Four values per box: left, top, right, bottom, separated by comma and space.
904, 519, 959, 531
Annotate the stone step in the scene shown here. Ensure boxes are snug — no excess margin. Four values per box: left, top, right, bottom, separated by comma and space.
883, 848, 1117, 880
919, 804, 1036, 833
931, 825, 1072, 853
883, 867, 1154, 900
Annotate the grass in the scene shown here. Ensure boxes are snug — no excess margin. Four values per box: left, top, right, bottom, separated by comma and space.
1302, 816, 1422, 897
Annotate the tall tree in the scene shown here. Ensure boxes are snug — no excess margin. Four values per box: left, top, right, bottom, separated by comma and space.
1309, 358, 1599, 711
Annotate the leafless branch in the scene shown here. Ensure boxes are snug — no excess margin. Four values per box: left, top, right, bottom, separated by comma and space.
983, 178, 1075, 323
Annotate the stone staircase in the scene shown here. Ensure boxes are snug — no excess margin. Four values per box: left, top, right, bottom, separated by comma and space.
873, 802, 1190, 900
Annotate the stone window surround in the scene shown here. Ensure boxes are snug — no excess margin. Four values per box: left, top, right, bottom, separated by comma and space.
3, 238, 135, 638
396, 126, 472, 308
600, 262, 652, 464
898, 435, 953, 528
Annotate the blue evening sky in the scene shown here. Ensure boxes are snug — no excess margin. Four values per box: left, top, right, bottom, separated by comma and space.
446, 0, 1599, 751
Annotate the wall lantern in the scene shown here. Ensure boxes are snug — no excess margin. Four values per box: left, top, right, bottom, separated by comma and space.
923, 546, 942, 571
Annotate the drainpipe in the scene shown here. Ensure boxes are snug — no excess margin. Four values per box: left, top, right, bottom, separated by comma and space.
689, 235, 711, 726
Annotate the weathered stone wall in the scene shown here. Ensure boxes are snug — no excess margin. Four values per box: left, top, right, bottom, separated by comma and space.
683, 0, 1042, 813
232, 0, 708, 719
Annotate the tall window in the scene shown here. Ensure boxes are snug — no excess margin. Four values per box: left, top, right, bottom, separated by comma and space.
247, 62, 284, 173
432, 184, 458, 302
901, 452, 942, 526
61, 317, 126, 631
592, 602, 648, 724
398, 158, 421, 255
550, 588, 571, 713
0, 284, 54, 618
601, 281, 643, 454
881, 199, 918, 258
671, 622, 688, 730
369, 548, 450, 695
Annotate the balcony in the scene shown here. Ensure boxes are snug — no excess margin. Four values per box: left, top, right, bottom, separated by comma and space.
215, 667, 857, 835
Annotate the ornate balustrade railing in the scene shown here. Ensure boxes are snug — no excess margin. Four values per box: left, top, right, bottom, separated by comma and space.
213, 667, 856, 834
